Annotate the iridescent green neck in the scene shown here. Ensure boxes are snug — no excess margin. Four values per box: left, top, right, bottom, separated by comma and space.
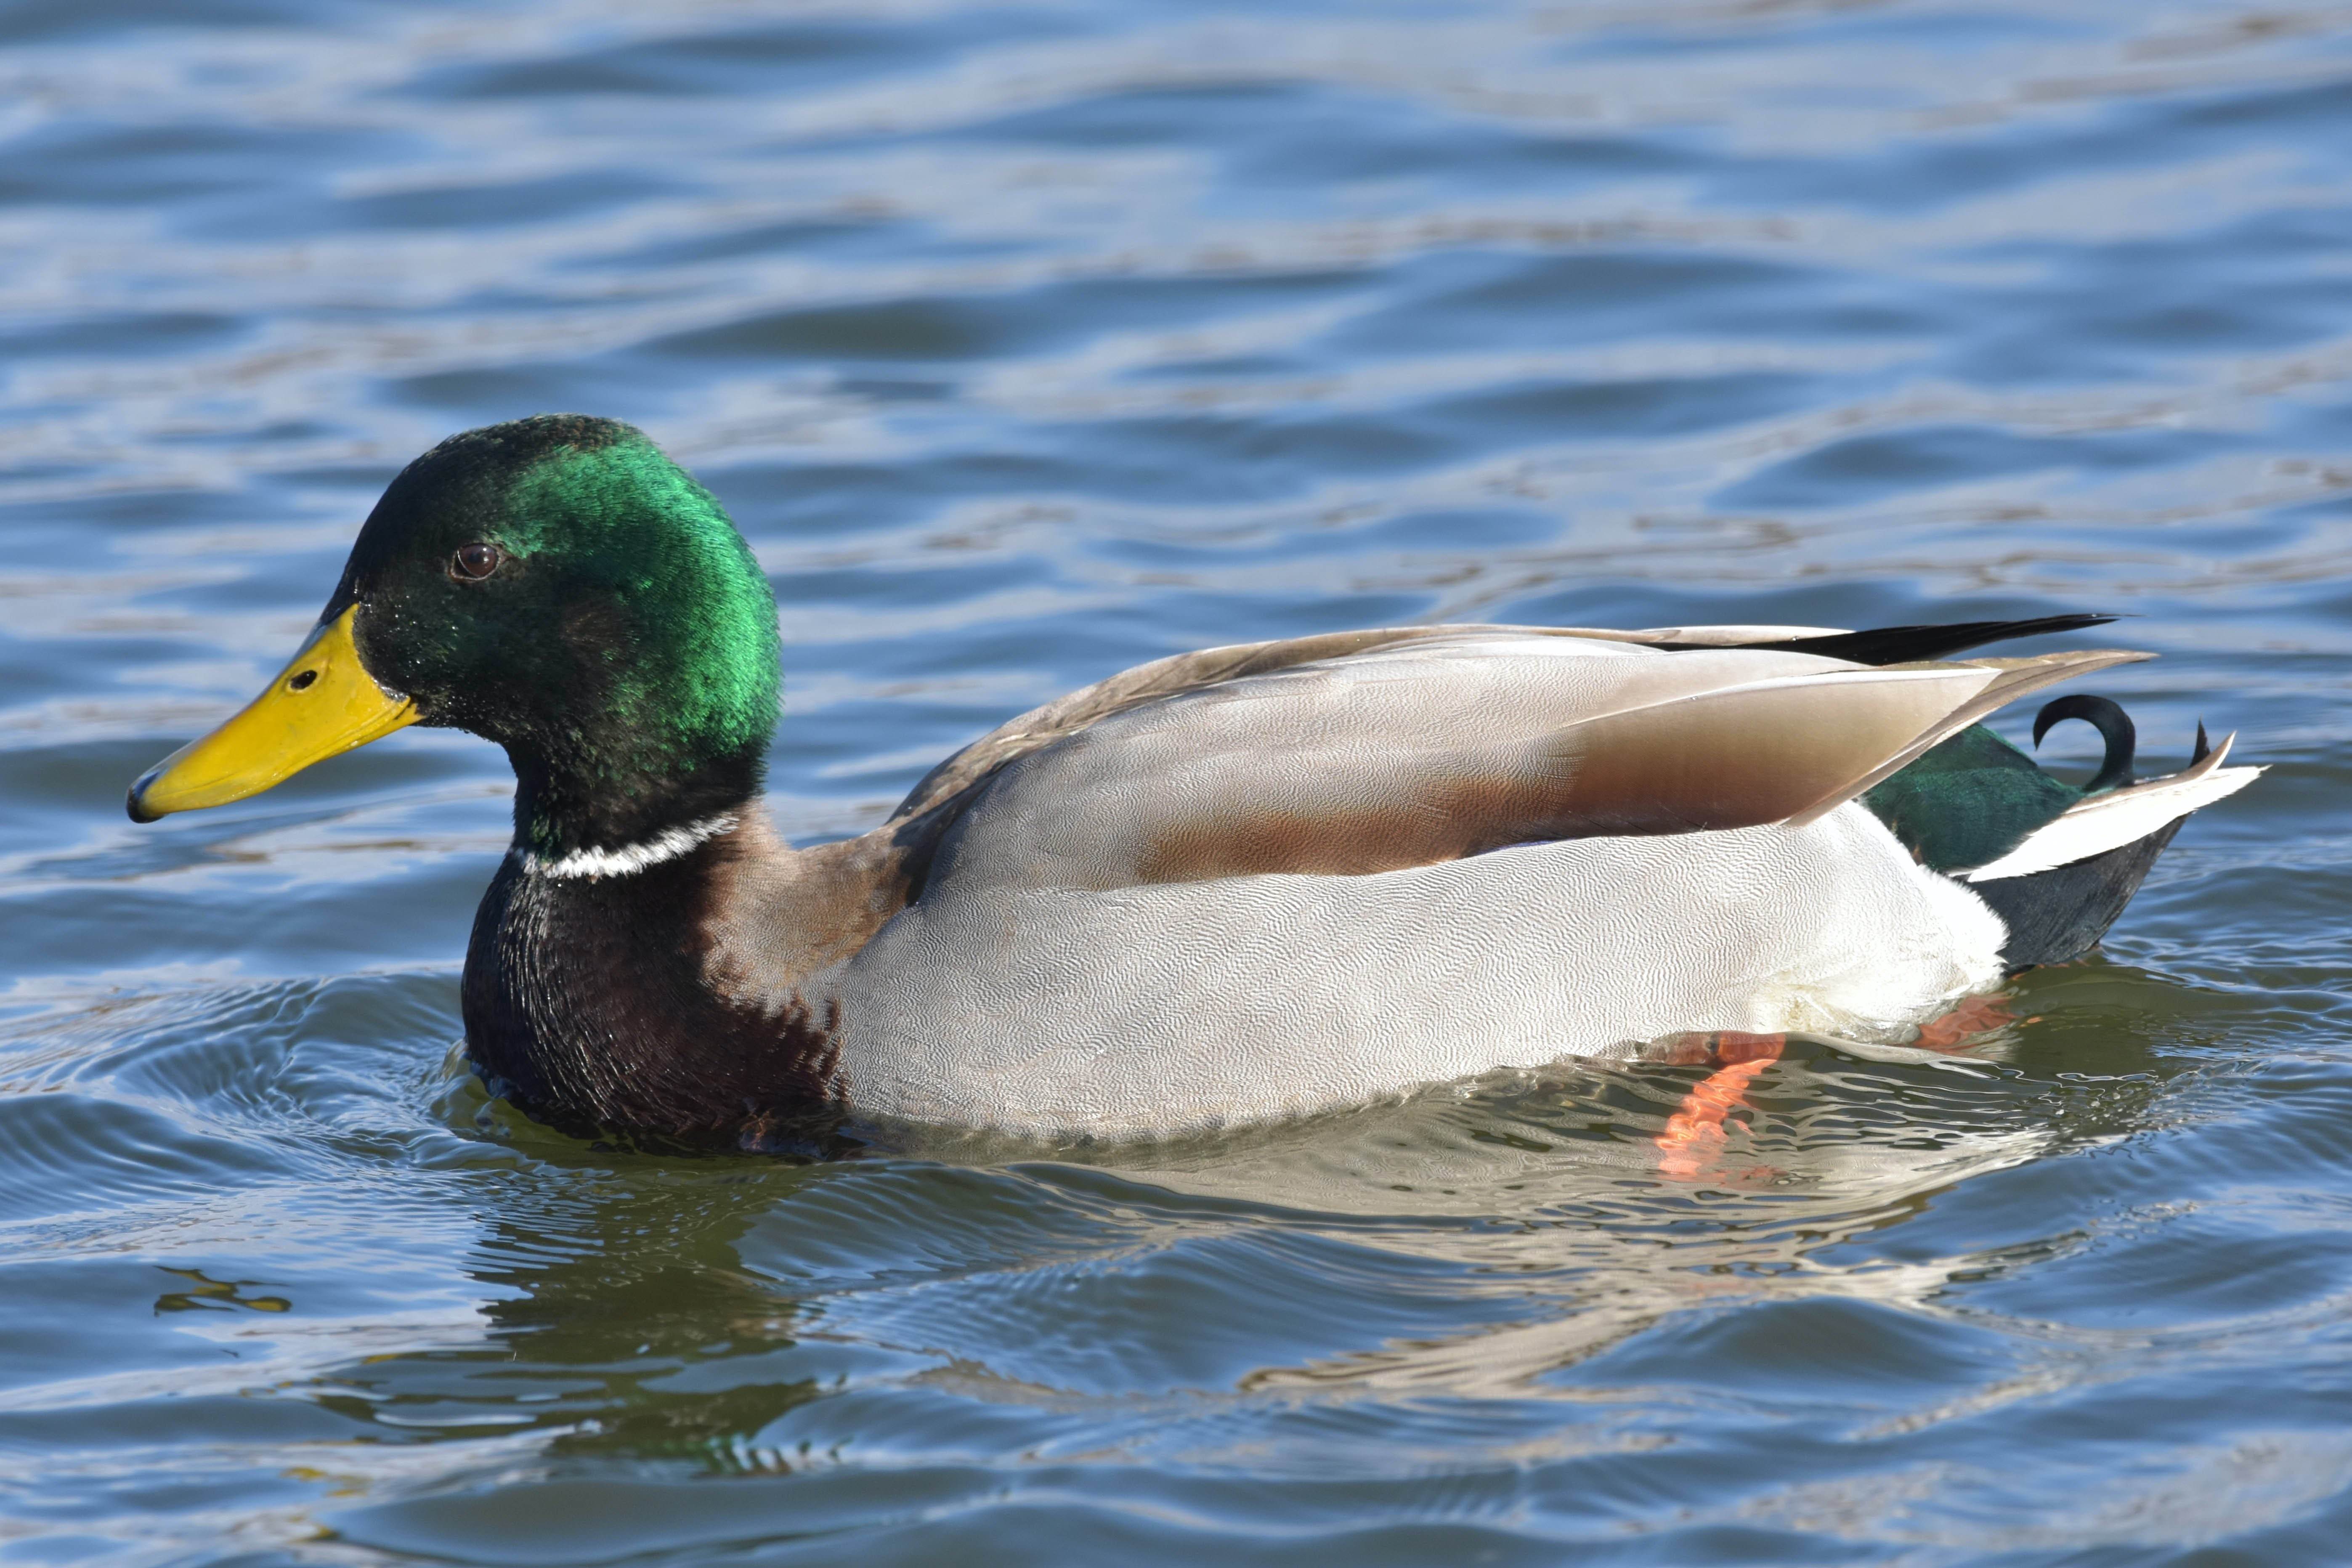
495, 435, 781, 856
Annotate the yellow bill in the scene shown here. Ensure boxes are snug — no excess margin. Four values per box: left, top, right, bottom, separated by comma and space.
127, 606, 417, 822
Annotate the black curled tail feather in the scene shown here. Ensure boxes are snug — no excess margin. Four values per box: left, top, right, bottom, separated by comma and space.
2033, 694, 2135, 794
1972, 712, 2215, 969
1683, 613, 2119, 666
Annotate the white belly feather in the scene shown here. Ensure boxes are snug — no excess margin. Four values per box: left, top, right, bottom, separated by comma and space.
826, 802, 2003, 1138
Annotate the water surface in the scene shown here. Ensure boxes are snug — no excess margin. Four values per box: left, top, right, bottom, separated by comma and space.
4, 0, 2351, 1562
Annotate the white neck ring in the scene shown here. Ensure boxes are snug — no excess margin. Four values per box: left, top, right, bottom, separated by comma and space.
516, 811, 740, 881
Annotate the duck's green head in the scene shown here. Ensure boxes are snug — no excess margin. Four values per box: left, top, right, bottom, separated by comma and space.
127, 416, 783, 854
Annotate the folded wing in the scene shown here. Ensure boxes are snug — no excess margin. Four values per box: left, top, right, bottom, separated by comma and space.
925, 632, 2148, 894
889, 615, 2123, 822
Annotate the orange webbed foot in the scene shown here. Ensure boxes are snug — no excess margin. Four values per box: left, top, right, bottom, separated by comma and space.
1911, 994, 2031, 1053
1652, 1032, 1784, 1182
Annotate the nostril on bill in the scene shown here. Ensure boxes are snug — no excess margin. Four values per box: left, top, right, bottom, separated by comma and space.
287, 669, 319, 691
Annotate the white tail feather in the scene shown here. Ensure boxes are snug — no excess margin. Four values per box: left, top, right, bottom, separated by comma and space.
1961, 733, 2262, 883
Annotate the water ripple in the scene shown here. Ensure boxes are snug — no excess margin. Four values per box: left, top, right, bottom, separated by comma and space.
3, 0, 2350, 1561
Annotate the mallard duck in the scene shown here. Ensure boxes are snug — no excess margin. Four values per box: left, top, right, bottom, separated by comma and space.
127, 416, 2261, 1143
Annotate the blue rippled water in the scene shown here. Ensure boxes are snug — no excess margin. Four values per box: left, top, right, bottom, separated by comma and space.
4, 0, 2352, 1562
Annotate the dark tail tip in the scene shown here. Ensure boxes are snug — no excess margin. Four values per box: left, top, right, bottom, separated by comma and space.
1726, 612, 2121, 667
2193, 719, 2211, 764
2033, 694, 2136, 793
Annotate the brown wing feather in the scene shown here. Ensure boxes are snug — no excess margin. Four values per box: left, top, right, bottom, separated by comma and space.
887, 621, 1853, 822
896, 629, 2152, 897
1130, 667, 1994, 886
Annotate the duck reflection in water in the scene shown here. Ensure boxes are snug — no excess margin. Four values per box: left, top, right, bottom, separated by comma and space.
1052, 971, 2164, 1398
1646, 993, 2025, 1184
288, 965, 2171, 1470
308, 1141, 839, 1475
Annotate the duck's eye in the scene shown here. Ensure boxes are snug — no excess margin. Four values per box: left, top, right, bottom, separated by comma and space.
451, 542, 504, 581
